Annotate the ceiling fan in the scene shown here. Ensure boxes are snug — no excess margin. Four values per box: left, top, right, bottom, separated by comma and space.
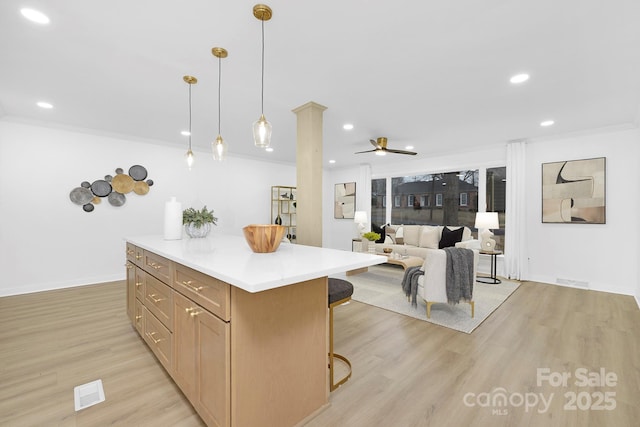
355, 137, 417, 156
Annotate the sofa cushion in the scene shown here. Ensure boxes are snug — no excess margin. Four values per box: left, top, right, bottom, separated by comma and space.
372, 222, 386, 243
438, 226, 464, 249
395, 226, 404, 245
402, 225, 421, 246
418, 226, 440, 249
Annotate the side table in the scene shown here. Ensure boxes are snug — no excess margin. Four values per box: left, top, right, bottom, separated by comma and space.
477, 250, 502, 284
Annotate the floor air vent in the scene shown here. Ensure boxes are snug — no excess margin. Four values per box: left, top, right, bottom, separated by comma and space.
74, 379, 105, 411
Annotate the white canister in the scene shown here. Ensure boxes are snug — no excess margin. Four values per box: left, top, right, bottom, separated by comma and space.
163, 197, 183, 240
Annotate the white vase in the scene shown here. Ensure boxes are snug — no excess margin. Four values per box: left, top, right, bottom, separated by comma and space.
185, 222, 211, 238
367, 240, 376, 254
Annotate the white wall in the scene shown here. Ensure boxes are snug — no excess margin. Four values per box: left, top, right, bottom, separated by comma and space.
323, 165, 366, 251
525, 127, 640, 296
0, 121, 295, 296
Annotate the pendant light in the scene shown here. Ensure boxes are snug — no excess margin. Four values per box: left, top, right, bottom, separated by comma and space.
183, 75, 197, 169
211, 47, 228, 161
252, 4, 273, 148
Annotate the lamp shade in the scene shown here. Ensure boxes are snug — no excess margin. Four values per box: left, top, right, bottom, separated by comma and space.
475, 212, 499, 230
354, 211, 367, 224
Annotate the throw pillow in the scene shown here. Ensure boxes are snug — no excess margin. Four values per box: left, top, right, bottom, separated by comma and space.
371, 223, 386, 243
402, 226, 420, 246
418, 226, 440, 249
395, 226, 404, 245
438, 226, 464, 249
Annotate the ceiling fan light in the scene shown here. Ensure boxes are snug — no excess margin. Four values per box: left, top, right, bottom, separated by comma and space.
212, 135, 227, 162
253, 114, 272, 148
375, 150, 386, 156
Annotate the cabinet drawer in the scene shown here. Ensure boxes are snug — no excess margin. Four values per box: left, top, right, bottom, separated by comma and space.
135, 268, 145, 301
143, 307, 172, 373
145, 274, 173, 330
126, 243, 144, 266
134, 299, 144, 335
143, 250, 173, 283
174, 264, 230, 321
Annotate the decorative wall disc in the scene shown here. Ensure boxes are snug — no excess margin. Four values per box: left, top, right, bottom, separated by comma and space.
129, 165, 148, 181
91, 180, 112, 197
108, 192, 126, 207
70, 187, 93, 205
112, 173, 135, 193
133, 181, 150, 195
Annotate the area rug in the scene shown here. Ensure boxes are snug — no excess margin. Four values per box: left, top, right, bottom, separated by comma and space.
336, 265, 520, 334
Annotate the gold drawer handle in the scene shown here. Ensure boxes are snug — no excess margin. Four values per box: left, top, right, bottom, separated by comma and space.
148, 294, 165, 303
135, 282, 143, 288
135, 254, 142, 260
147, 262, 162, 270
182, 280, 204, 292
135, 315, 142, 320
127, 249, 134, 255
125, 263, 133, 269
146, 331, 164, 344
190, 311, 202, 318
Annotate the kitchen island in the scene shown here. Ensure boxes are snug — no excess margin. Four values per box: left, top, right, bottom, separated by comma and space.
125, 234, 384, 427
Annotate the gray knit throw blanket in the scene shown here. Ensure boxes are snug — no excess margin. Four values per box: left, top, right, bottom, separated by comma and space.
444, 247, 474, 304
402, 266, 424, 307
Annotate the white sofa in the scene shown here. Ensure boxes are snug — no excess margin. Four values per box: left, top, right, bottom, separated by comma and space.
373, 224, 480, 258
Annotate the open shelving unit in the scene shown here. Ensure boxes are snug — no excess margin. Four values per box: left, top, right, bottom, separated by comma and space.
271, 185, 297, 243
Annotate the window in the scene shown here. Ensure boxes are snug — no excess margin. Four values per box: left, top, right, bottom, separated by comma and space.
389, 171, 478, 226
486, 167, 506, 251
460, 192, 468, 206
371, 178, 386, 226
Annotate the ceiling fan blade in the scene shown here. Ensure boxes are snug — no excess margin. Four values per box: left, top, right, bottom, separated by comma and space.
369, 139, 381, 149
355, 149, 378, 154
385, 148, 417, 155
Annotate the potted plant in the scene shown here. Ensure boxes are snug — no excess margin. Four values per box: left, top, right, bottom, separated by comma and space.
362, 231, 381, 253
183, 206, 218, 238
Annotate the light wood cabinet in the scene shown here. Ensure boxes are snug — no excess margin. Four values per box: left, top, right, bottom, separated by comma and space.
173, 282, 231, 427
271, 185, 297, 242
126, 243, 327, 427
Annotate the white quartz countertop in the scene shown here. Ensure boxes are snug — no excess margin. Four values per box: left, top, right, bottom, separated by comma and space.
126, 234, 386, 293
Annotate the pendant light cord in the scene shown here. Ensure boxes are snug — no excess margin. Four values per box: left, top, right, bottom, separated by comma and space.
260, 19, 265, 115
218, 56, 222, 135
188, 83, 193, 150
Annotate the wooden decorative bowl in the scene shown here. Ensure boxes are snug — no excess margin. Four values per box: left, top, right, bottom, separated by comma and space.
383, 247, 393, 254
242, 224, 286, 253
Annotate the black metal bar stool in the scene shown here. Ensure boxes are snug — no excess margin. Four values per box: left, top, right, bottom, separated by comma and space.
328, 278, 354, 391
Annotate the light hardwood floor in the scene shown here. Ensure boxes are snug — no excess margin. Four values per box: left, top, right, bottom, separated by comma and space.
1, 280, 639, 426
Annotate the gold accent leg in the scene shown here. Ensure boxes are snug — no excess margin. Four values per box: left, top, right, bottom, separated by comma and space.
470, 301, 475, 318
426, 302, 433, 318
329, 299, 352, 392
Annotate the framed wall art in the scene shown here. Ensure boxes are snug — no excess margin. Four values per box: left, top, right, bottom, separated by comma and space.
334, 182, 356, 219
542, 157, 606, 224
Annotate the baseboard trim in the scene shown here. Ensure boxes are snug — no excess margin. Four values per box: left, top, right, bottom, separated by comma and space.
0, 274, 124, 297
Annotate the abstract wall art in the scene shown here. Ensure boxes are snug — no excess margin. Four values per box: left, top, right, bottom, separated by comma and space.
542, 157, 605, 224
334, 182, 356, 219
69, 165, 153, 212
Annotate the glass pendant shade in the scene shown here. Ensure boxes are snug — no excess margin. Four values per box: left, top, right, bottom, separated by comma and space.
185, 149, 195, 169
253, 114, 272, 148
212, 135, 227, 162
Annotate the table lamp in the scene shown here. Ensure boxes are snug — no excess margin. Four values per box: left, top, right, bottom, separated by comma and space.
475, 212, 499, 251
353, 211, 368, 238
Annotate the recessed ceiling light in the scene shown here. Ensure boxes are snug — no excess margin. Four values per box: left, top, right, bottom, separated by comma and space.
21, 8, 50, 24
181, 130, 190, 136
509, 73, 530, 84
540, 120, 555, 127
405, 145, 414, 150
265, 147, 274, 152
37, 101, 53, 109
329, 160, 336, 164
343, 124, 354, 130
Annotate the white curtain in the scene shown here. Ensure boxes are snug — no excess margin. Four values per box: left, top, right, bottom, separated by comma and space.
505, 140, 527, 280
